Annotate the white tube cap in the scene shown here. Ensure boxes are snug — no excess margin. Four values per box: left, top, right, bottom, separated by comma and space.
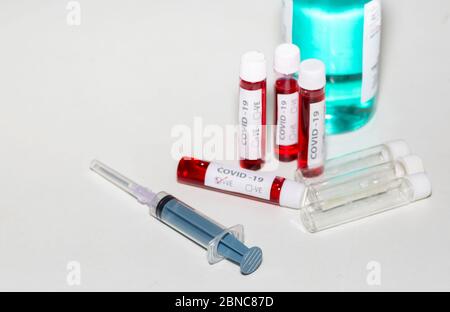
385, 140, 410, 159
279, 180, 305, 209
274, 43, 300, 75
406, 173, 432, 201
240, 51, 267, 83
397, 155, 425, 175
298, 59, 326, 91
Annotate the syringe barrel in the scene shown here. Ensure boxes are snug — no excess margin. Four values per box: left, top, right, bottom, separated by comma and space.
149, 191, 226, 248
149, 192, 262, 274
90, 160, 262, 274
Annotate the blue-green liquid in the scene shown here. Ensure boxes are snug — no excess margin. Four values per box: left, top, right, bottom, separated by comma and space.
292, 0, 377, 134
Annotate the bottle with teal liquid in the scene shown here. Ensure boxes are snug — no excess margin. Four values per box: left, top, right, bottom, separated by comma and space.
283, 0, 382, 134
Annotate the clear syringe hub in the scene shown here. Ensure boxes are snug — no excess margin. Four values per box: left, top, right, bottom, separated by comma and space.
90, 160, 157, 205
90, 160, 263, 275
295, 139, 411, 184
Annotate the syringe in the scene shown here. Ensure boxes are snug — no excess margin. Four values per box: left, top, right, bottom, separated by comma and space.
90, 160, 263, 275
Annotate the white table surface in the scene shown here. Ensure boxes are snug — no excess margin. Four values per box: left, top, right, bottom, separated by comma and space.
1, 0, 449, 291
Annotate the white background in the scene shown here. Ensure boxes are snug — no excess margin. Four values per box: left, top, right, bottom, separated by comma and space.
1, 0, 449, 291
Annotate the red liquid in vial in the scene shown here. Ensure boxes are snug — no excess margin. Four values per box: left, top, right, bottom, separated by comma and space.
298, 88, 325, 177
177, 157, 289, 206
177, 157, 210, 186
269, 176, 286, 204
239, 79, 266, 171
275, 77, 299, 162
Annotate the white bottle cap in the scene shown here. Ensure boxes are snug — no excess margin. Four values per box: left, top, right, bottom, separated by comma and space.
385, 140, 410, 159
397, 155, 425, 175
279, 180, 305, 209
240, 51, 267, 83
405, 173, 432, 201
274, 43, 300, 75
298, 59, 326, 91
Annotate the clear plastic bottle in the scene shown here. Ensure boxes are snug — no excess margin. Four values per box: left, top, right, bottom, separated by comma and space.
295, 140, 410, 184
283, 0, 382, 134
300, 173, 432, 233
302, 155, 425, 210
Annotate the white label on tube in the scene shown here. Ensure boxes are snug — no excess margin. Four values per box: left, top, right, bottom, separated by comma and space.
204, 162, 275, 200
239, 88, 263, 160
276, 92, 299, 146
308, 100, 325, 168
361, 0, 381, 103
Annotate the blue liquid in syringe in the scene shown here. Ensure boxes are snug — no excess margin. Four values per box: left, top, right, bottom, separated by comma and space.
157, 196, 262, 274
89, 159, 263, 275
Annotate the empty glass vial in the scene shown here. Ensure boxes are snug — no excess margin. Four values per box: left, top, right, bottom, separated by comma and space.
300, 173, 432, 233
295, 140, 410, 184
282, 0, 382, 134
302, 155, 424, 210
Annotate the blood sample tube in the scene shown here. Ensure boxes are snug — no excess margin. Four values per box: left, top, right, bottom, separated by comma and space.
238, 51, 267, 170
298, 59, 326, 178
177, 157, 305, 209
274, 43, 300, 162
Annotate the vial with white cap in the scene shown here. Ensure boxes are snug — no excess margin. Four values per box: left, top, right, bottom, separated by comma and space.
176, 155, 426, 214
298, 59, 327, 178
274, 43, 301, 162
302, 155, 425, 210
295, 139, 411, 184
177, 157, 306, 210
300, 172, 432, 233
239, 51, 267, 171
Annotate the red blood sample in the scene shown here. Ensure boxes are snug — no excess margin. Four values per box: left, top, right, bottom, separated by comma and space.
177, 156, 210, 185
273, 43, 301, 162
298, 88, 325, 177
275, 77, 299, 162
297, 59, 326, 178
239, 79, 266, 170
238, 51, 267, 171
177, 157, 305, 209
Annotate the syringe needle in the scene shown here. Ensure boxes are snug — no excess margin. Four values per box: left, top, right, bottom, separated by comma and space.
90, 159, 263, 274
90, 160, 156, 205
